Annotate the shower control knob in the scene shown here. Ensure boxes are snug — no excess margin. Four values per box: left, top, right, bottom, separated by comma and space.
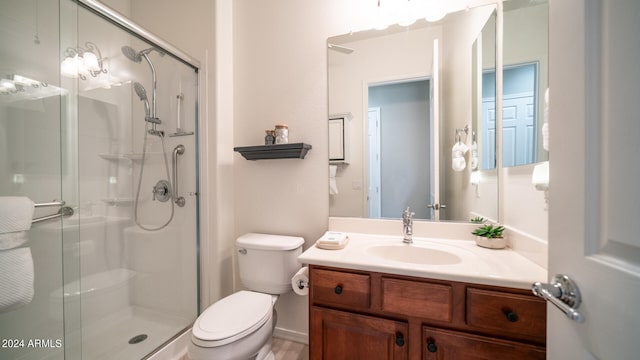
152, 180, 171, 202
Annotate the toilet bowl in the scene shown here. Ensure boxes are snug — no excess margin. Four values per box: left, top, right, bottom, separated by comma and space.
189, 291, 277, 360
189, 233, 304, 360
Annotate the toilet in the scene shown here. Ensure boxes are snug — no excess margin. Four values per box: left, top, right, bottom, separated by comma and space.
188, 233, 304, 360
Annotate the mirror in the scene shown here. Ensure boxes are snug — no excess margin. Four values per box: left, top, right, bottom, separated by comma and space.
502, 0, 549, 167
328, 5, 498, 221
471, 10, 498, 221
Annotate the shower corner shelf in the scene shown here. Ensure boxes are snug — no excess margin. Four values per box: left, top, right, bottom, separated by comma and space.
99, 153, 143, 161
234, 143, 312, 160
101, 198, 134, 206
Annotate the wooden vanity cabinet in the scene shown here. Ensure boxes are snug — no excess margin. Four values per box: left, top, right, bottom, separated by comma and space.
309, 265, 546, 360
311, 307, 409, 359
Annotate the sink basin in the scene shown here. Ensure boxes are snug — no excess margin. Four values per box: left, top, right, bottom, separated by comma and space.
365, 244, 462, 265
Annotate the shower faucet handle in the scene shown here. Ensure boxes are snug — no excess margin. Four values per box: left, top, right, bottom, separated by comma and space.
151, 180, 171, 202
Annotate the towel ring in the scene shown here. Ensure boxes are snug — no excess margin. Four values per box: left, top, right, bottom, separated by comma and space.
455, 125, 469, 143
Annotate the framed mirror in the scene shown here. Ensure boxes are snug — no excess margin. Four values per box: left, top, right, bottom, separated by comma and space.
328, 4, 498, 222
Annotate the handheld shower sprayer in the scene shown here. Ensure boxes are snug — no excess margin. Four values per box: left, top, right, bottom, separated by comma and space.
133, 82, 160, 128
133, 82, 150, 118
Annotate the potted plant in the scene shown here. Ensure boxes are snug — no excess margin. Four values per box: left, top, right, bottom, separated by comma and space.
471, 224, 507, 249
470, 216, 486, 224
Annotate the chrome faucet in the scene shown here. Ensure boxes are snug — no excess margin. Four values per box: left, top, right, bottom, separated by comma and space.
402, 207, 415, 244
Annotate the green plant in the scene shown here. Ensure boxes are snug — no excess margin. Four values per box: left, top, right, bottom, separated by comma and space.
470, 216, 486, 224
472, 224, 505, 239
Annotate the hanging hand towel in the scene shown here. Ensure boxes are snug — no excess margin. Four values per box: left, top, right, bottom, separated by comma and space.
329, 165, 339, 195
0, 247, 34, 313
451, 142, 469, 172
0, 197, 34, 250
470, 141, 479, 170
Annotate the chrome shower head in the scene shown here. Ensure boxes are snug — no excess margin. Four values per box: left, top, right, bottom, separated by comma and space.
122, 45, 164, 119
121, 45, 142, 63
122, 45, 165, 63
133, 82, 150, 118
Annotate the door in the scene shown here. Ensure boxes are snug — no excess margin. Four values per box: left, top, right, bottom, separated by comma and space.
548, 0, 640, 359
502, 92, 535, 167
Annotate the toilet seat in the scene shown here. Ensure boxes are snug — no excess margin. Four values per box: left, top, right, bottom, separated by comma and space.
192, 290, 273, 348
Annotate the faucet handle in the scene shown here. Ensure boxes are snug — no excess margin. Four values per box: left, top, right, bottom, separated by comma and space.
402, 207, 415, 219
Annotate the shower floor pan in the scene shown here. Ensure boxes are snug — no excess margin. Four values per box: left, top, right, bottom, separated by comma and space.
76, 305, 190, 360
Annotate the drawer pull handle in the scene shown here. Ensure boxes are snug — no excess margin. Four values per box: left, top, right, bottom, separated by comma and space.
427, 341, 438, 353
334, 285, 343, 295
395, 333, 405, 347
504, 311, 519, 322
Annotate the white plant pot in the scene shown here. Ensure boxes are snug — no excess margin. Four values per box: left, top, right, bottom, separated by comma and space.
475, 235, 507, 249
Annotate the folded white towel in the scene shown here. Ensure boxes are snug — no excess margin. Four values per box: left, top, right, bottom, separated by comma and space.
0, 231, 29, 251
451, 142, 468, 172
0, 197, 34, 234
0, 247, 34, 313
316, 231, 349, 250
0, 197, 34, 250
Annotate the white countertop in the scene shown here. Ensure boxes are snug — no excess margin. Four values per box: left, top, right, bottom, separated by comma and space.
298, 233, 548, 290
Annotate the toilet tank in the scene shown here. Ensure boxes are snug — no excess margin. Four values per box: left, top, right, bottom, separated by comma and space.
236, 233, 304, 294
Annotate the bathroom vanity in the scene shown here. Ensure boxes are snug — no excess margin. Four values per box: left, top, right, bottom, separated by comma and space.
299, 233, 547, 359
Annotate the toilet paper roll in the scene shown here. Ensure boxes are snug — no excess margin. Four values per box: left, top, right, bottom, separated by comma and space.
291, 267, 309, 296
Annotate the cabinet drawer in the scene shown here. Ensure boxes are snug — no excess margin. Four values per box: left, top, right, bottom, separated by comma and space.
310, 268, 370, 309
466, 288, 546, 340
381, 277, 452, 322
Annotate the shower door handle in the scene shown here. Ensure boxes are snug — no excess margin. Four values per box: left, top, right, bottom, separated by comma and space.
172, 145, 186, 207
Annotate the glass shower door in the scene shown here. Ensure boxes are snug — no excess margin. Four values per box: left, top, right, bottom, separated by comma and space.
1, 1, 199, 359
0, 1, 80, 360
72, 4, 199, 359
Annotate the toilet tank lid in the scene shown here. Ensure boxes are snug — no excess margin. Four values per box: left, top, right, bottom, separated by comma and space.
236, 233, 304, 250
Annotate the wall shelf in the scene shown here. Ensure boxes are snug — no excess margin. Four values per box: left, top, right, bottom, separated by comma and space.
234, 143, 312, 160
99, 153, 143, 161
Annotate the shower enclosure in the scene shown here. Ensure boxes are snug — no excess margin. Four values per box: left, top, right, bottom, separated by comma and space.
0, 1, 199, 359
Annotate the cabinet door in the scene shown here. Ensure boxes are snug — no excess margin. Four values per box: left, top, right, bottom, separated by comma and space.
422, 326, 545, 360
311, 307, 408, 360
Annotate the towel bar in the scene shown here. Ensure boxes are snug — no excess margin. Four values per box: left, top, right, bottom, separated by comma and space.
34, 200, 66, 208
32, 206, 74, 224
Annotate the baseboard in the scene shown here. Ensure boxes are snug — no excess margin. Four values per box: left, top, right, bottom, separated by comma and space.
273, 327, 309, 345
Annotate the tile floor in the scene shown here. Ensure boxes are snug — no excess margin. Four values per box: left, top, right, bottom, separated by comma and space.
272, 337, 309, 360
182, 337, 308, 359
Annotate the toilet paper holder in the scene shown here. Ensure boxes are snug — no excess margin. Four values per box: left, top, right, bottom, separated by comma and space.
295, 278, 308, 290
